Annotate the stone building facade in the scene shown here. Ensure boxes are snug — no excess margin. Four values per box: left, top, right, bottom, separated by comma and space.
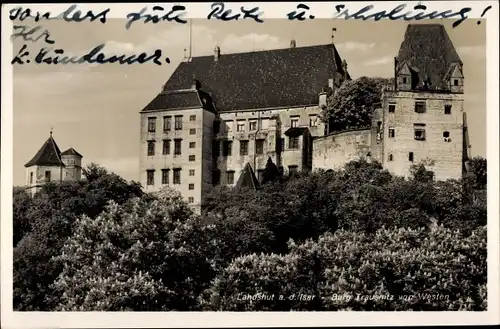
24, 131, 83, 195
139, 24, 471, 209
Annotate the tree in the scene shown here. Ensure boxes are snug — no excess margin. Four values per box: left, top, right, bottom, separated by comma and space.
53, 188, 214, 311
410, 164, 435, 183
13, 164, 144, 311
206, 226, 487, 311
469, 156, 487, 190
321, 77, 389, 132
13, 187, 33, 246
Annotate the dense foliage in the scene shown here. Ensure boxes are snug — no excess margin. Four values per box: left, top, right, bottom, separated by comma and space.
321, 77, 389, 132
13, 159, 487, 311
13, 164, 144, 311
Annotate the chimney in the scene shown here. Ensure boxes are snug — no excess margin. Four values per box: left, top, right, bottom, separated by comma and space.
214, 46, 220, 61
328, 78, 334, 90
290, 39, 296, 48
192, 79, 201, 90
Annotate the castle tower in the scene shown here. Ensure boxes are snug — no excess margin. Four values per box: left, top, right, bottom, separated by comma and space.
24, 131, 65, 194
381, 24, 466, 181
61, 148, 83, 181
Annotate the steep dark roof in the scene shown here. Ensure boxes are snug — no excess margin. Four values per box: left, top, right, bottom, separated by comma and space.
142, 89, 204, 112
235, 163, 260, 191
163, 44, 349, 112
25, 135, 65, 167
396, 24, 462, 91
61, 147, 83, 157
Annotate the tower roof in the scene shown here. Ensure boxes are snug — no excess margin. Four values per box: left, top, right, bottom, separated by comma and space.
396, 24, 462, 91
157, 43, 349, 112
25, 133, 65, 167
235, 163, 260, 191
61, 147, 83, 157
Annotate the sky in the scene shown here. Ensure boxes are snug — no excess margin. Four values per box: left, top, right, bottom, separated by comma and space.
12, 18, 486, 186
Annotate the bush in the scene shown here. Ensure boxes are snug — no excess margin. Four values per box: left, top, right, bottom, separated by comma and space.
53, 189, 215, 311
206, 226, 487, 311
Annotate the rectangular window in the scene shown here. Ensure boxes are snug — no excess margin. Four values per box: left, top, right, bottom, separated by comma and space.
255, 139, 264, 155
163, 116, 172, 131
225, 121, 233, 133
146, 170, 154, 185
174, 116, 183, 130
189, 183, 194, 190
249, 120, 257, 131
388, 154, 393, 161
402, 77, 407, 84
213, 121, 220, 135
280, 138, 285, 152
45, 170, 51, 183
227, 171, 235, 184
388, 128, 395, 138
289, 136, 299, 149
30, 172, 33, 184
237, 121, 245, 132
189, 128, 196, 135
414, 101, 426, 114
188, 197, 194, 203
147, 117, 156, 132
189, 142, 196, 148
290, 116, 299, 128
161, 169, 169, 185
409, 152, 414, 162
189, 169, 195, 176
212, 170, 220, 185
147, 141, 155, 156
454, 79, 459, 86
388, 103, 396, 113
309, 115, 318, 127
414, 124, 426, 141
162, 140, 170, 155
288, 165, 298, 174
376, 121, 382, 133
444, 105, 452, 115
213, 141, 220, 157
189, 155, 195, 162
223, 141, 232, 156
240, 140, 249, 156
174, 139, 182, 155
173, 169, 181, 184
189, 115, 196, 121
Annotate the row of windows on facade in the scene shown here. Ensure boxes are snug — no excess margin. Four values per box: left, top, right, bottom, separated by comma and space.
29, 171, 52, 184
401, 76, 460, 87
387, 151, 426, 164
147, 136, 300, 157
383, 124, 453, 142
388, 102, 452, 115
147, 114, 196, 133
223, 115, 318, 133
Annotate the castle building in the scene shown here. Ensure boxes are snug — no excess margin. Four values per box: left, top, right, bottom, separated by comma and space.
139, 24, 470, 209
24, 131, 83, 194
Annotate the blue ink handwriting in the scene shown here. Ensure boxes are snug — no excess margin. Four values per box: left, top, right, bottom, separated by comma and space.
9, 5, 110, 24
12, 43, 168, 66
125, 5, 187, 29
11, 25, 55, 44
207, 2, 264, 23
333, 3, 472, 28
287, 4, 315, 20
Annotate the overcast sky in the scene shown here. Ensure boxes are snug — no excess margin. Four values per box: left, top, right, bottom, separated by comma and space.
12, 19, 486, 185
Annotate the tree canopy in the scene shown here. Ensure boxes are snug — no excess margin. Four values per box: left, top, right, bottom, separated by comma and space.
321, 77, 390, 132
